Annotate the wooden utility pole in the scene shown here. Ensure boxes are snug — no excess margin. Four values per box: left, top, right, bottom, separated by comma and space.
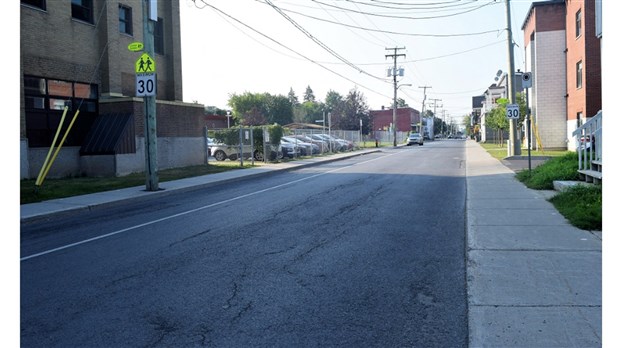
386, 47, 406, 146
143, 0, 158, 191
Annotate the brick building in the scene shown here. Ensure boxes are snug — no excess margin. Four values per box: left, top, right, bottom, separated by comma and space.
20, 0, 206, 179
369, 107, 420, 132
564, 0, 602, 149
521, 0, 601, 151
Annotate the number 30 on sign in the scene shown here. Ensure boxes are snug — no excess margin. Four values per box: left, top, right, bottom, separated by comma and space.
506, 104, 520, 119
136, 73, 156, 97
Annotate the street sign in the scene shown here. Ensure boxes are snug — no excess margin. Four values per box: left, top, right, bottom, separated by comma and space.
522, 72, 532, 88
135, 53, 156, 73
506, 104, 520, 119
136, 73, 156, 97
127, 42, 144, 52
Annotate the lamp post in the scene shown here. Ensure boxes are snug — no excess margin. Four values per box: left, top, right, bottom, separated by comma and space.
226, 110, 232, 128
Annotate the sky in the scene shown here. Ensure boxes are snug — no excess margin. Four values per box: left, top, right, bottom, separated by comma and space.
179, 0, 538, 125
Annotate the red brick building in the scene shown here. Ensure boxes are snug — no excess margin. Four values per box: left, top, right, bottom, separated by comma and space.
369, 107, 420, 132
565, 0, 602, 130
521, 0, 601, 151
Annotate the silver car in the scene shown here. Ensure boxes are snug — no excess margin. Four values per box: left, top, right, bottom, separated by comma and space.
406, 132, 424, 146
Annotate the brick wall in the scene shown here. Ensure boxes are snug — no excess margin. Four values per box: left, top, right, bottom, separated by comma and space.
566, 0, 602, 122
370, 108, 420, 132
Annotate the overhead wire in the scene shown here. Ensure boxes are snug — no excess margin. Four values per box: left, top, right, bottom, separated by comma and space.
255, 1, 503, 38
309, 0, 500, 20
263, 0, 388, 82
193, 0, 393, 100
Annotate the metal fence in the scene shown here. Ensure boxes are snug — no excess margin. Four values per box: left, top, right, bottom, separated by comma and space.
208, 127, 369, 164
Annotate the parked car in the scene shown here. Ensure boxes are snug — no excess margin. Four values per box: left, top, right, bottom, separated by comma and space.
211, 143, 280, 161
309, 134, 348, 152
291, 134, 329, 153
279, 141, 301, 158
578, 135, 593, 150
282, 136, 319, 156
406, 132, 424, 146
207, 137, 215, 156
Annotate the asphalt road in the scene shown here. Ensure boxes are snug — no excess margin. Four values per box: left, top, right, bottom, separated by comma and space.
21, 140, 468, 347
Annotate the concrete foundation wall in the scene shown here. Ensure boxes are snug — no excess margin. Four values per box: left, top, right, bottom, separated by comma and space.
80, 155, 116, 177
157, 137, 206, 170
27, 147, 81, 179
21, 139, 30, 180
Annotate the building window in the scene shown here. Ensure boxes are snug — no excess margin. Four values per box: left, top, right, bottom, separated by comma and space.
21, 0, 46, 10
154, 17, 164, 55
23, 75, 99, 147
72, 0, 93, 23
577, 112, 583, 127
576, 9, 582, 38
576, 60, 583, 89
119, 5, 133, 35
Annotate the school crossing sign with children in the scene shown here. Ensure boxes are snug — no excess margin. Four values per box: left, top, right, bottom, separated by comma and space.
135, 52, 156, 97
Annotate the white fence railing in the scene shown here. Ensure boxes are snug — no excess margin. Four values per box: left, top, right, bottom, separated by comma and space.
571, 110, 602, 174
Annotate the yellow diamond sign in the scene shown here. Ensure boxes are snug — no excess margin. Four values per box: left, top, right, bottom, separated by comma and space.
135, 53, 156, 73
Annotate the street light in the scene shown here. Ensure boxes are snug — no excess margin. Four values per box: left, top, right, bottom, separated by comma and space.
226, 110, 232, 128
393, 83, 411, 146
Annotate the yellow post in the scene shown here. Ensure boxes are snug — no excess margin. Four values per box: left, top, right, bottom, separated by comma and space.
35, 106, 69, 186
532, 121, 544, 153
38, 110, 81, 187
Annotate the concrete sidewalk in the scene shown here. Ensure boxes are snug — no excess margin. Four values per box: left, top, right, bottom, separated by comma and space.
465, 140, 602, 347
20, 142, 603, 346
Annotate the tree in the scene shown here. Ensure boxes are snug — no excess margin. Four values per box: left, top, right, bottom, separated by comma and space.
397, 98, 408, 108
485, 98, 510, 145
287, 88, 299, 106
228, 92, 293, 126
332, 87, 370, 133
303, 85, 316, 102
265, 94, 294, 125
242, 107, 267, 126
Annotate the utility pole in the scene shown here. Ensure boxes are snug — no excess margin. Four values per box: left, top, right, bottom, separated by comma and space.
429, 98, 442, 139
386, 47, 406, 147
418, 86, 431, 137
142, 0, 158, 191
505, 0, 521, 156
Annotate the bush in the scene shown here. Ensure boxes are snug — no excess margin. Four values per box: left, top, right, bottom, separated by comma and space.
549, 185, 602, 231
515, 152, 580, 190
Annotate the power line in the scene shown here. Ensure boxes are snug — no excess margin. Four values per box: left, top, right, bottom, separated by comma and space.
263, 0, 388, 81
192, 0, 392, 100
256, 2, 504, 38
309, 0, 500, 20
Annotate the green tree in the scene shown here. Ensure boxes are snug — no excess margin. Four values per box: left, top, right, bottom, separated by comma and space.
485, 98, 510, 145
265, 94, 294, 125
397, 98, 408, 108
299, 101, 324, 124
304, 85, 316, 102
287, 87, 299, 106
333, 88, 370, 133
228, 92, 293, 126
228, 92, 267, 125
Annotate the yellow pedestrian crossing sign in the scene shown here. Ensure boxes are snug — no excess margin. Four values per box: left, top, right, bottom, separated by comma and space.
135, 53, 156, 73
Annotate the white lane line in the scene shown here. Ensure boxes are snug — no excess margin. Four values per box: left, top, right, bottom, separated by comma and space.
21, 151, 401, 261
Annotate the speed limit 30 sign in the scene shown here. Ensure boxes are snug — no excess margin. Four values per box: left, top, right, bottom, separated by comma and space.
506, 104, 520, 119
136, 73, 156, 97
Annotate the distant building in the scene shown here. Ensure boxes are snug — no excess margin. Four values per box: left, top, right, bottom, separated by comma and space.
20, 0, 206, 179
479, 83, 507, 143
369, 107, 420, 132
